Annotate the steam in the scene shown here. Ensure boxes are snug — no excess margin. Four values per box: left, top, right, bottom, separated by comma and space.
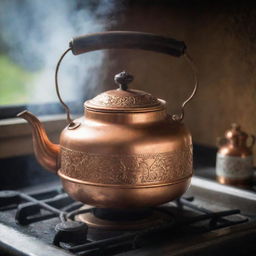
0, 0, 119, 106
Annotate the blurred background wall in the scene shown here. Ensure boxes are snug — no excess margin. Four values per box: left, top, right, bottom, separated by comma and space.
101, 0, 256, 159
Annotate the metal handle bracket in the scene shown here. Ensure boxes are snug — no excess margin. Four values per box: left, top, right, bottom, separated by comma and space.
54, 31, 198, 125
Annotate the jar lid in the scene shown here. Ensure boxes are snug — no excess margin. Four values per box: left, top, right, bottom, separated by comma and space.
84, 71, 165, 112
225, 123, 248, 139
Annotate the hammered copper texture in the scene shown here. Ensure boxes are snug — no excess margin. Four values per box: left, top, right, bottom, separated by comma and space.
59, 145, 192, 185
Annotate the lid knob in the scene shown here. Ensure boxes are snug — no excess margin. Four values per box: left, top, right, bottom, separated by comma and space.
114, 71, 134, 90
231, 123, 240, 131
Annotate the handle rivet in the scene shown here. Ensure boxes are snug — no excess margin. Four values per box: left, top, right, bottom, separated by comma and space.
68, 122, 81, 130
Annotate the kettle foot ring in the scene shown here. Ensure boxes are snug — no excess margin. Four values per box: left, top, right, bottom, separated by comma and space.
75, 206, 173, 230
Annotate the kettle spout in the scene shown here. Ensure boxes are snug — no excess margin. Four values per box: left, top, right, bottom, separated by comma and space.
17, 110, 60, 173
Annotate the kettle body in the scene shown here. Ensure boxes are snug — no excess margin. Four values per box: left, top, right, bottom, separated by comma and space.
59, 100, 192, 208
17, 31, 197, 208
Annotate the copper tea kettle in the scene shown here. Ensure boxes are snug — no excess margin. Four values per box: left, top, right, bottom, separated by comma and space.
17, 31, 198, 208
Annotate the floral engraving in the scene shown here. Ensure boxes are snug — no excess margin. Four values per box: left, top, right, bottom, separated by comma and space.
90, 93, 159, 108
60, 146, 192, 185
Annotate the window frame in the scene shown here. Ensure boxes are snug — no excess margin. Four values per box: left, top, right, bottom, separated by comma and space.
0, 100, 84, 158
0, 100, 84, 119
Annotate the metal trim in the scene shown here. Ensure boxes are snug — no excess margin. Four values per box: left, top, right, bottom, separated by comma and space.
0, 222, 73, 256
191, 176, 256, 202
58, 170, 192, 188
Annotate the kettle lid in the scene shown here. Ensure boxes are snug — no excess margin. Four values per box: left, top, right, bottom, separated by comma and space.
84, 71, 165, 112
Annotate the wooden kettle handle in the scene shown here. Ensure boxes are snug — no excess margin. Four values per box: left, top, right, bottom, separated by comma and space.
69, 31, 186, 57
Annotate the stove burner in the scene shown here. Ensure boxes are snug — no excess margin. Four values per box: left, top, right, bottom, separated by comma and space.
93, 208, 153, 221
76, 207, 172, 230
0, 190, 20, 206
54, 221, 88, 246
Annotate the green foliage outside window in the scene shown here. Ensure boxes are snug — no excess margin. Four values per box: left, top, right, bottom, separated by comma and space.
0, 54, 35, 105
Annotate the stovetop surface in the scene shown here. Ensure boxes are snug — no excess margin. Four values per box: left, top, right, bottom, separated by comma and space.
0, 188, 246, 244
1, 173, 256, 256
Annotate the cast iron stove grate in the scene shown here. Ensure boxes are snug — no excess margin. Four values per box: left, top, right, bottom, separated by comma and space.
0, 187, 249, 256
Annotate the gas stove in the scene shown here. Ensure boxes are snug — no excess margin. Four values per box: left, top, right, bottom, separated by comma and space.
0, 174, 256, 256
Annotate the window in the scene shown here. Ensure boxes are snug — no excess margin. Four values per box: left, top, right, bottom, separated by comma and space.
0, 0, 117, 119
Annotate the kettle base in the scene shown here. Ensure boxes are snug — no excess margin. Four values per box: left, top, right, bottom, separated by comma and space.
75, 207, 172, 230
60, 174, 192, 208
